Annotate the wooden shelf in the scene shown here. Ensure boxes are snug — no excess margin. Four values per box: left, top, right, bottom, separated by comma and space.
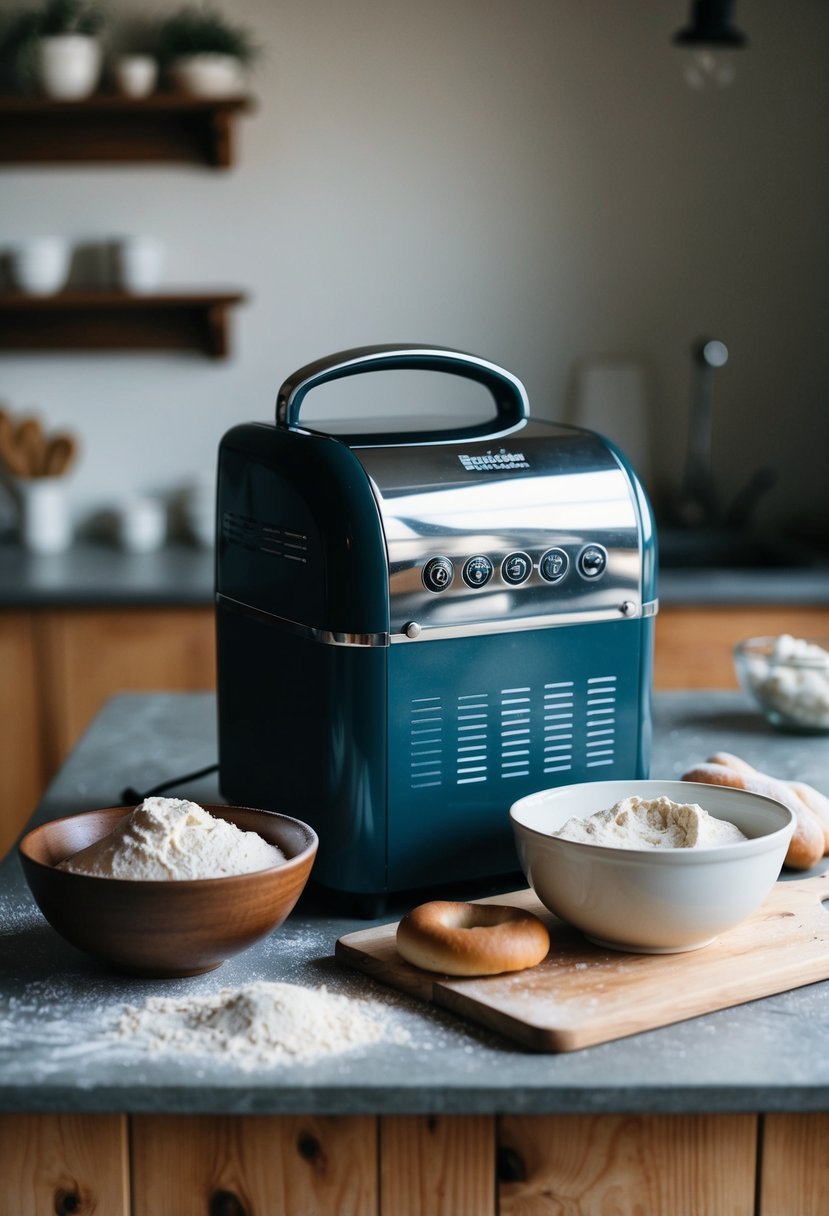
0, 93, 253, 168
0, 290, 246, 358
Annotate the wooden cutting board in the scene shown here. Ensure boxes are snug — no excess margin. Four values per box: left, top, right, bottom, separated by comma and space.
335, 873, 829, 1052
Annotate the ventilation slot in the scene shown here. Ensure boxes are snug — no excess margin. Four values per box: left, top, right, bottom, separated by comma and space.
222, 511, 257, 547
456, 693, 489, 785
262, 526, 308, 562
409, 697, 443, 789
585, 675, 617, 768
500, 686, 531, 779
543, 680, 574, 774
222, 512, 308, 563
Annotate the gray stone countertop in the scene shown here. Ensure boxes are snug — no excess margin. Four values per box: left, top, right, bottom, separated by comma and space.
1, 540, 828, 607
2, 691, 829, 1117
0, 541, 214, 608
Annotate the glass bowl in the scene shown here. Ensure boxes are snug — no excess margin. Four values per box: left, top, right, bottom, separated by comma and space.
734, 635, 829, 734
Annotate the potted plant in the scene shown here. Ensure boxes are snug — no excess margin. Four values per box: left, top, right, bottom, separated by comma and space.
1, 0, 104, 100
157, 5, 257, 98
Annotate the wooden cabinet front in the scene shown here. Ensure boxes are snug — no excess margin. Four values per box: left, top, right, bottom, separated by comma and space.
0, 613, 45, 857
0, 607, 215, 858
0, 1111, 824, 1215
653, 604, 829, 690
37, 607, 216, 775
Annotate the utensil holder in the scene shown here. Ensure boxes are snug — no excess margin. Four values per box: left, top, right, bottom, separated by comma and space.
17, 477, 72, 554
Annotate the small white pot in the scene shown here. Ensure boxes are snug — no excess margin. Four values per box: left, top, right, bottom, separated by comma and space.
170, 53, 245, 98
16, 477, 73, 555
114, 236, 165, 293
37, 34, 102, 101
11, 236, 71, 295
116, 497, 166, 554
114, 54, 158, 99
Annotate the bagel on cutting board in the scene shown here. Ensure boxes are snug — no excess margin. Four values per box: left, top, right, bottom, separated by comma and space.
396, 900, 551, 976
681, 752, 827, 871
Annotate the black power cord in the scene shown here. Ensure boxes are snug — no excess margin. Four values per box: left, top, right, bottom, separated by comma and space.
120, 762, 219, 805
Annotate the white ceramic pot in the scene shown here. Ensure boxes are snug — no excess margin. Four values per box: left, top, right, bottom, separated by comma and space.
116, 497, 166, 554
16, 477, 73, 555
10, 236, 71, 295
170, 53, 245, 98
113, 54, 158, 99
114, 236, 165, 293
37, 34, 102, 101
180, 474, 216, 548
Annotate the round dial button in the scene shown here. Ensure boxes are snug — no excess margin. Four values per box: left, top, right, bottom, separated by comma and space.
539, 547, 569, 583
422, 556, 454, 593
462, 555, 494, 588
501, 551, 532, 586
578, 544, 608, 580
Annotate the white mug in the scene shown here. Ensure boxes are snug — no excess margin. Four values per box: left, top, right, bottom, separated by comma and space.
17, 478, 72, 554
11, 236, 70, 295
115, 236, 165, 293
116, 497, 166, 553
114, 55, 158, 99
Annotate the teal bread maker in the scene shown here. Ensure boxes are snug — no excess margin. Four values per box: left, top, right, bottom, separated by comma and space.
216, 346, 658, 913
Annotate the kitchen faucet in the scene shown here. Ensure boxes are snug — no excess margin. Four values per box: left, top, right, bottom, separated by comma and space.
673, 337, 775, 530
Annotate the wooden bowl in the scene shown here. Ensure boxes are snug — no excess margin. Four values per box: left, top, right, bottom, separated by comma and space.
18, 805, 318, 977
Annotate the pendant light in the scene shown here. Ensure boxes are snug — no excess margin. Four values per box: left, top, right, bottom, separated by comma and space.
672, 0, 747, 90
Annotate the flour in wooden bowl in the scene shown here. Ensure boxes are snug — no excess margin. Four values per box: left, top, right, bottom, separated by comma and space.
115, 981, 410, 1068
58, 797, 286, 880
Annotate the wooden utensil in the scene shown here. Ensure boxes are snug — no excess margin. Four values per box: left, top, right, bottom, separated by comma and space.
0, 411, 30, 478
14, 416, 47, 477
43, 433, 77, 477
336, 875, 829, 1052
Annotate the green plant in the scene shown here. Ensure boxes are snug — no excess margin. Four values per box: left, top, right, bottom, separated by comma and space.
2, 0, 103, 43
157, 5, 258, 65
0, 0, 103, 84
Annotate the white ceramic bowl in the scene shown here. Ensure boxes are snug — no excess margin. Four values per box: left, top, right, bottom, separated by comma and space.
170, 53, 245, 98
510, 779, 794, 954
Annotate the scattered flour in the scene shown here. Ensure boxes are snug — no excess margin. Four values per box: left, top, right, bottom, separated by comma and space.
553, 794, 747, 849
114, 981, 411, 1068
57, 797, 285, 880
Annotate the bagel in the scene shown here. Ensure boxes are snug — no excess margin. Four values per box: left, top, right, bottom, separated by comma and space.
396, 900, 550, 976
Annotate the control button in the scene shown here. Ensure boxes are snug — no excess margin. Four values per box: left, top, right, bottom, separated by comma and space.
422, 556, 454, 593
404, 621, 422, 639
462, 555, 494, 588
578, 544, 608, 580
501, 551, 532, 586
539, 547, 569, 583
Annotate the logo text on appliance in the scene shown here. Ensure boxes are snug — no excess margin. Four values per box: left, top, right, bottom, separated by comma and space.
458, 450, 529, 472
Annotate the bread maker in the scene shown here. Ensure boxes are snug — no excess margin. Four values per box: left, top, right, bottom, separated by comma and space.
215, 345, 658, 912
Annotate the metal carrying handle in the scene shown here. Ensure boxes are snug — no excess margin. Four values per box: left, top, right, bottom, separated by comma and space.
275, 344, 529, 434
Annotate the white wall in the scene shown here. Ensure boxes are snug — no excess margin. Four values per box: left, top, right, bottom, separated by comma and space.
2, 0, 828, 534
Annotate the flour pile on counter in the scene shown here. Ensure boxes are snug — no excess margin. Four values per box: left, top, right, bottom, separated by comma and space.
57, 797, 285, 880
554, 794, 747, 849
115, 981, 410, 1067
